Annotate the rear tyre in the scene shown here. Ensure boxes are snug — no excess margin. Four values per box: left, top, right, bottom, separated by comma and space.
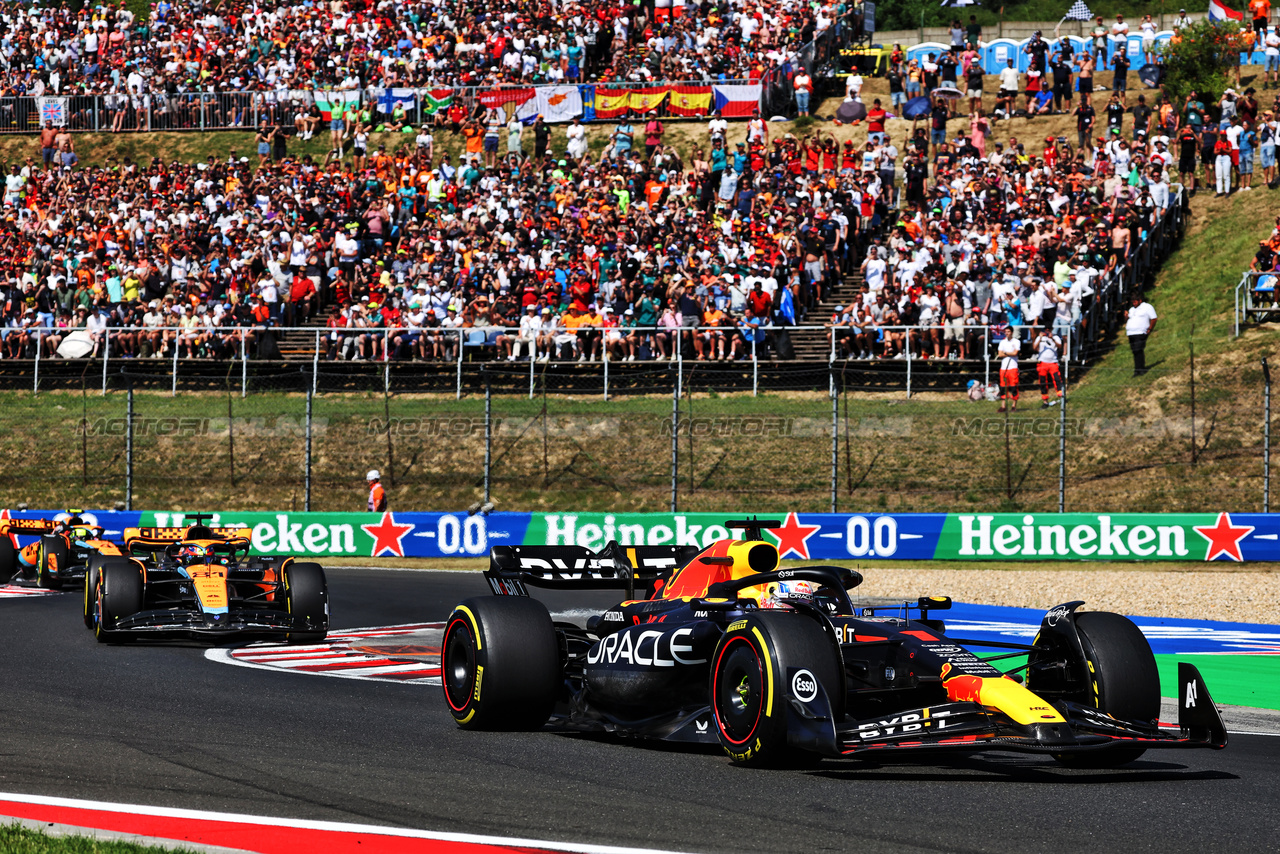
1053, 611, 1160, 768
0, 536, 16, 583
710, 612, 843, 767
37, 535, 68, 589
442, 596, 560, 730
283, 562, 329, 644
94, 561, 143, 643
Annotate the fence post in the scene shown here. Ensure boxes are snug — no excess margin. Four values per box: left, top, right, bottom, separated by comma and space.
1265, 358, 1272, 514
484, 372, 492, 504
312, 329, 320, 396
33, 328, 40, 394
456, 329, 463, 400
101, 329, 109, 396
240, 328, 248, 398
171, 330, 179, 397
983, 326, 990, 389
529, 346, 536, 399
751, 334, 758, 397
305, 383, 313, 513
603, 343, 609, 401
671, 362, 679, 513
831, 364, 838, 513
905, 328, 912, 399
125, 385, 134, 511
384, 328, 391, 394
1059, 330, 1067, 514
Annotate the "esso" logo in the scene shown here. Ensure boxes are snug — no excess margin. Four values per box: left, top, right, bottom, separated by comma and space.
791, 669, 819, 703
845, 515, 898, 557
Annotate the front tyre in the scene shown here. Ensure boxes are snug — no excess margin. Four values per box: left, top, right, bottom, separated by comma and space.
442, 597, 560, 731
94, 561, 142, 643
85, 556, 129, 630
0, 535, 16, 583
283, 562, 329, 644
710, 612, 843, 767
1054, 611, 1160, 768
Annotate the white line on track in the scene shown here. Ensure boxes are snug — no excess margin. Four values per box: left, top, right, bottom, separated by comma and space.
0, 792, 695, 854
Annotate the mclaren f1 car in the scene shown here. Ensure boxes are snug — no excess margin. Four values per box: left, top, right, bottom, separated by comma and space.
442, 518, 1227, 767
86, 514, 328, 644
0, 511, 123, 589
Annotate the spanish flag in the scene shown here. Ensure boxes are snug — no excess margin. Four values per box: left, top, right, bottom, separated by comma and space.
628, 88, 669, 113
666, 86, 712, 117
595, 89, 631, 119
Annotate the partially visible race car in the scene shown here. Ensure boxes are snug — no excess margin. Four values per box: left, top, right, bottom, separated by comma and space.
0, 511, 124, 589
87, 514, 328, 644
442, 518, 1227, 768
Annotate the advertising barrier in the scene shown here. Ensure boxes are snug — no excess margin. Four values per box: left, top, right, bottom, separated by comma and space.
4, 510, 1275, 563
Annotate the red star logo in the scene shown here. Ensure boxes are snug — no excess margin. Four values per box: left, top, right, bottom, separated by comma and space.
766, 512, 822, 560
1193, 512, 1254, 562
361, 512, 414, 558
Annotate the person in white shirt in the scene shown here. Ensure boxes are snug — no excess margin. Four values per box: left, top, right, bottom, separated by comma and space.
1139, 14, 1159, 64
845, 73, 864, 101
1266, 28, 1280, 87
1033, 328, 1064, 407
860, 246, 888, 291
1123, 291, 1157, 375
708, 112, 728, 143
997, 326, 1021, 412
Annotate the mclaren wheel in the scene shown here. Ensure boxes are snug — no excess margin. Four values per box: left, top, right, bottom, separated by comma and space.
1053, 611, 1161, 768
441, 596, 560, 731
37, 535, 68, 589
709, 612, 843, 767
84, 555, 129, 630
283, 562, 329, 644
94, 561, 143, 643
0, 536, 16, 584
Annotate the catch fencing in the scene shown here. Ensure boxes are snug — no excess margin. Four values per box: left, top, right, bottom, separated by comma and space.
0, 341, 1271, 518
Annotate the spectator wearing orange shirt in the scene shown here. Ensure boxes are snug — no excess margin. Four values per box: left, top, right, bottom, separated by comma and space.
366, 470, 387, 512
696, 302, 729, 360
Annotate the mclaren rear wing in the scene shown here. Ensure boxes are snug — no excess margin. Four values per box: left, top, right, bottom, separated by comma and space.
123, 526, 253, 553
486, 543, 700, 598
0, 518, 60, 535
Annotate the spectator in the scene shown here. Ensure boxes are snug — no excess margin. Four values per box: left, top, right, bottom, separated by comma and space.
1123, 292, 1158, 376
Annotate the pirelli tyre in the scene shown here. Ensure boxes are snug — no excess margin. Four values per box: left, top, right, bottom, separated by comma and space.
283, 562, 329, 644
442, 596, 560, 731
37, 535, 68, 589
84, 555, 129, 630
94, 561, 143, 643
1054, 611, 1161, 768
710, 612, 843, 767
0, 535, 16, 583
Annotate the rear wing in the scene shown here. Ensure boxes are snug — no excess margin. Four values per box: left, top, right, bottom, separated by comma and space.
0, 518, 60, 535
486, 543, 701, 598
123, 526, 252, 552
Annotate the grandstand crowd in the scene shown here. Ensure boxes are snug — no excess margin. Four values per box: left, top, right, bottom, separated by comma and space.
0, 0, 1254, 367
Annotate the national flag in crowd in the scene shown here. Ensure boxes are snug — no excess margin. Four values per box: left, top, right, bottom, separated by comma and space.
1063, 0, 1095, 21
375, 88, 418, 115
516, 85, 583, 123
712, 84, 761, 117
313, 90, 360, 121
420, 89, 454, 116
1208, 0, 1244, 21
36, 96, 66, 126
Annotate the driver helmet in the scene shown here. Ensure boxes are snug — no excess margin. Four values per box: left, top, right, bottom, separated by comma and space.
759, 580, 821, 610
180, 544, 208, 560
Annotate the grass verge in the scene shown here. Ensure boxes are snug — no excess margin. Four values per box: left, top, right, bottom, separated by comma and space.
0, 823, 197, 854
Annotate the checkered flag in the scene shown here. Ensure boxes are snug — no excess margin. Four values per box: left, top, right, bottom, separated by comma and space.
1063, 0, 1094, 20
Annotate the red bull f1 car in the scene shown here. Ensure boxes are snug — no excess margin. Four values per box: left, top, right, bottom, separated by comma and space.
86, 514, 328, 644
0, 512, 123, 589
442, 518, 1227, 768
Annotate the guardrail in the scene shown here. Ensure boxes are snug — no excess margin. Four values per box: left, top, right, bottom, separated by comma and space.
1236, 270, 1280, 336
14, 80, 762, 136
11, 322, 1076, 400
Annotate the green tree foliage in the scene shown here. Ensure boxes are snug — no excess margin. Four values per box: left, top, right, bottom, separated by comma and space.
1158, 19, 1242, 109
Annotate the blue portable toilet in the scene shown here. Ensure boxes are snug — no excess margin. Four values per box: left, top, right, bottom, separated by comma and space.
984, 38, 1021, 75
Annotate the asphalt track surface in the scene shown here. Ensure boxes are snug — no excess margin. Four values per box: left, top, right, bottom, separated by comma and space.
2, 568, 1277, 854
